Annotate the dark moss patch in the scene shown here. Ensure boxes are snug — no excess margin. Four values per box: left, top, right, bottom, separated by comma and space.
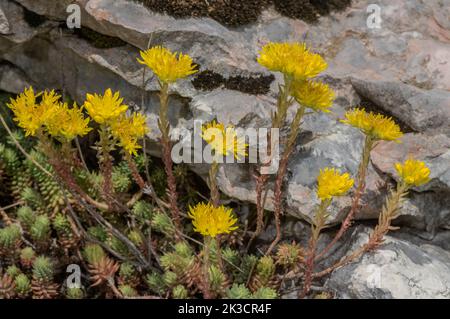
22, 7, 47, 27
328, 0, 353, 12
225, 74, 274, 95
274, 0, 352, 23
192, 70, 225, 91
273, 0, 318, 23
358, 96, 416, 134
74, 27, 127, 49
192, 70, 274, 95
144, 0, 208, 18
138, 0, 352, 27
208, 0, 270, 27
140, 0, 269, 27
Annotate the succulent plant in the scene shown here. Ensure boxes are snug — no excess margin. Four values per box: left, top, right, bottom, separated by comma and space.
66, 286, 85, 299
14, 274, 31, 298
31, 256, 59, 299
20, 247, 36, 269
119, 284, 138, 298
172, 285, 188, 299
226, 284, 252, 299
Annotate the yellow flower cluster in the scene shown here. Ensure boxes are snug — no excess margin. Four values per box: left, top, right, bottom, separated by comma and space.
138, 46, 198, 84
395, 159, 430, 187
7, 88, 53, 136
110, 113, 149, 156
257, 42, 327, 81
188, 202, 238, 238
341, 108, 403, 141
83, 89, 148, 155
201, 120, 247, 160
317, 167, 354, 200
46, 103, 92, 141
84, 89, 128, 125
7, 87, 91, 140
292, 80, 335, 113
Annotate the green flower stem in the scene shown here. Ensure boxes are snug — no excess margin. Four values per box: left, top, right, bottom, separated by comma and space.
272, 75, 294, 129
301, 198, 331, 297
208, 159, 224, 270
158, 82, 182, 235
158, 82, 171, 143
315, 135, 375, 261
266, 104, 306, 255
202, 236, 212, 299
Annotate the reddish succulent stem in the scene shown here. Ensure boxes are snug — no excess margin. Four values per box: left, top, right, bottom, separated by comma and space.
158, 82, 182, 235
252, 78, 294, 249
301, 199, 330, 298
125, 153, 146, 189
266, 105, 306, 255
98, 126, 115, 210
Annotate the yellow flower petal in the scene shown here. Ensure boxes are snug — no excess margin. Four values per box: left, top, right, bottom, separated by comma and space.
200, 120, 247, 160
317, 167, 354, 200
45, 103, 91, 140
110, 112, 149, 156
6, 87, 59, 136
395, 159, 430, 187
341, 108, 403, 141
188, 202, 238, 238
138, 46, 198, 83
84, 89, 128, 125
257, 42, 327, 80
292, 80, 335, 113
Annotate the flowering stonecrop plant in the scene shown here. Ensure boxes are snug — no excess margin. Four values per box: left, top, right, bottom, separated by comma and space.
0, 40, 434, 300
137, 46, 198, 232
254, 42, 337, 254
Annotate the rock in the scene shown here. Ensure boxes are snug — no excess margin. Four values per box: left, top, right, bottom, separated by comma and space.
325, 226, 450, 299
0, 6, 10, 35
0, 0, 55, 54
351, 79, 450, 136
0, 63, 32, 93
396, 191, 450, 235
16, 0, 264, 77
